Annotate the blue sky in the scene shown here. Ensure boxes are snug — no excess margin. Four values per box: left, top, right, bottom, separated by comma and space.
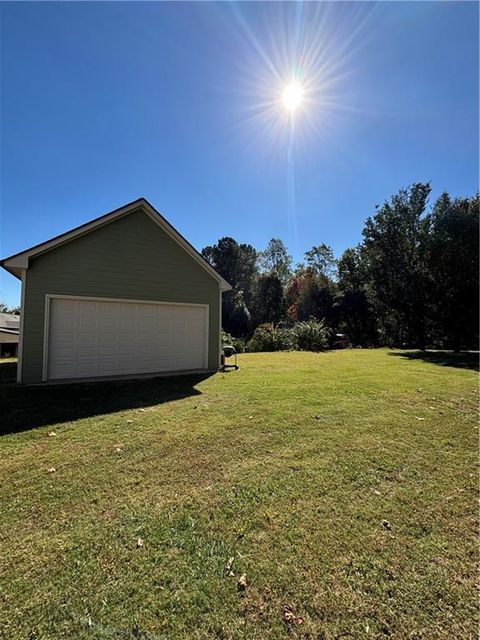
1, 1, 478, 306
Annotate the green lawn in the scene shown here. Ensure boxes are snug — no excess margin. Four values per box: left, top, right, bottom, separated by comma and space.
0, 350, 478, 639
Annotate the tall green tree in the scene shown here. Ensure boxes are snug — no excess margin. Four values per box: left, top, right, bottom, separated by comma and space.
304, 244, 337, 279
362, 183, 431, 347
229, 291, 252, 338
336, 247, 377, 345
259, 238, 292, 285
253, 274, 285, 325
202, 237, 257, 333
424, 193, 479, 349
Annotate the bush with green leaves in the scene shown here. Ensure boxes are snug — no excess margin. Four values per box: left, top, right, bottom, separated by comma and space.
221, 329, 244, 353
291, 319, 330, 352
247, 323, 292, 352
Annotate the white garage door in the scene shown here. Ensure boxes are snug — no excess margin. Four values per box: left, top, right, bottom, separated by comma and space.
45, 296, 208, 381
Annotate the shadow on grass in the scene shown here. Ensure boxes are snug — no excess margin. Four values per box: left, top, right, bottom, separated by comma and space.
388, 350, 479, 372
0, 360, 17, 384
0, 362, 212, 435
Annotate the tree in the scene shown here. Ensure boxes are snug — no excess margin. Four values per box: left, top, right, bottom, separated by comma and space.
424, 193, 479, 349
285, 269, 336, 325
259, 238, 292, 285
0, 301, 19, 314
336, 247, 377, 345
253, 274, 285, 325
202, 237, 257, 332
229, 291, 252, 338
361, 183, 431, 348
304, 244, 337, 279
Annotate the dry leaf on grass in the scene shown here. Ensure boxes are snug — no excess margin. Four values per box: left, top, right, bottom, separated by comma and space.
237, 574, 247, 591
48, 431, 57, 437
283, 606, 304, 625
225, 556, 235, 576
136, 538, 145, 548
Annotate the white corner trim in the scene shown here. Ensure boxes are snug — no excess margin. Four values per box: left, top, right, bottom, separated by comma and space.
16, 269, 26, 383
218, 286, 222, 370
42, 294, 211, 383
42, 294, 52, 382
204, 303, 210, 370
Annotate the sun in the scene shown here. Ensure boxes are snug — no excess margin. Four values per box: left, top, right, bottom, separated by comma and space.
282, 81, 305, 113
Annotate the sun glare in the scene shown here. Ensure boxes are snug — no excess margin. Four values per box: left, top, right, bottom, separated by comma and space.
282, 81, 304, 113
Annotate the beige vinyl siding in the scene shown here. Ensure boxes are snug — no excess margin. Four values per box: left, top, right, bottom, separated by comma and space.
21, 208, 220, 383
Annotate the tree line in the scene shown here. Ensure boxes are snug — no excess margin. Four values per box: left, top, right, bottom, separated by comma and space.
202, 183, 479, 350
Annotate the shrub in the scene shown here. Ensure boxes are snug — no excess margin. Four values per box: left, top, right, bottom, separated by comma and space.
291, 319, 330, 352
221, 329, 244, 353
247, 323, 292, 352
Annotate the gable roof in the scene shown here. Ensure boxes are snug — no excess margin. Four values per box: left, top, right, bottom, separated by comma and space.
1, 198, 232, 291
0, 312, 20, 332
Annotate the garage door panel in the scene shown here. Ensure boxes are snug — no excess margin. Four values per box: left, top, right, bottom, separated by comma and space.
47, 298, 208, 380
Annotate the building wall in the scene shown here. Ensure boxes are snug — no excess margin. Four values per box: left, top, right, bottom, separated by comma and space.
0, 330, 19, 344
21, 208, 220, 383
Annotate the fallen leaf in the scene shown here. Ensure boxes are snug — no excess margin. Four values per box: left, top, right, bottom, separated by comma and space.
137, 538, 145, 548
382, 519, 392, 530
237, 574, 247, 591
47, 467, 56, 473
115, 447, 123, 453
225, 556, 235, 575
48, 431, 57, 437
248, 416, 253, 420
283, 606, 304, 625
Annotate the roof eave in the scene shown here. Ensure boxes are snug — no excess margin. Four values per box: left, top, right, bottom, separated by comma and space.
0, 262, 23, 280
0, 197, 233, 289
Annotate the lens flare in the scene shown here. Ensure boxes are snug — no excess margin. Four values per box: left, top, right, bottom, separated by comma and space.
229, 1, 375, 148
227, 2, 376, 250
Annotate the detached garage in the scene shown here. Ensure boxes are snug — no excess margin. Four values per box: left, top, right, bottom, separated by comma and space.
1, 198, 231, 384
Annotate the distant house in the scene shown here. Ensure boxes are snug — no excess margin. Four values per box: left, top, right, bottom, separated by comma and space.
1, 198, 231, 383
0, 312, 20, 358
